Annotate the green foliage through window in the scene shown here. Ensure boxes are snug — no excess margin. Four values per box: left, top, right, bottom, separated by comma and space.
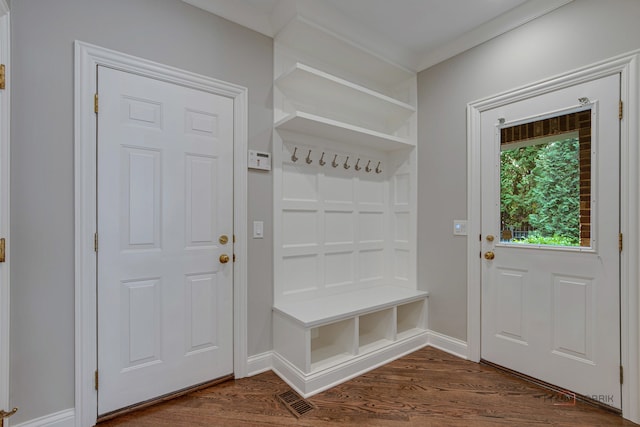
500, 137, 581, 247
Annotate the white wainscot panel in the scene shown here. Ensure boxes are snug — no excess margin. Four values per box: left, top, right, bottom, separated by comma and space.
394, 173, 410, 206
358, 178, 385, 205
359, 212, 384, 243
121, 147, 161, 250
121, 279, 162, 370
325, 211, 354, 244
325, 252, 354, 288
496, 268, 527, 344
394, 249, 410, 281
395, 212, 410, 243
282, 163, 318, 202
186, 155, 216, 246
122, 96, 163, 129
360, 250, 384, 282
185, 109, 218, 137
185, 274, 218, 354
283, 211, 318, 247
552, 275, 593, 362
322, 172, 354, 203
283, 255, 319, 295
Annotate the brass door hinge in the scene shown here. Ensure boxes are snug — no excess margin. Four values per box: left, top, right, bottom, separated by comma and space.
619, 100, 623, 120
94, 93, 99, 114
94, 233, 98, 252
620, 365, 624, 384
619, 233, 623, 253
0, 238, 5, 263
95, 370, 99, 390
0, 64, 6, 90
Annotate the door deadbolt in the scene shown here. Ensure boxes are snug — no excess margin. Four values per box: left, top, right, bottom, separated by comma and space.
219, 235, 229, 245
486, 235, 495, 242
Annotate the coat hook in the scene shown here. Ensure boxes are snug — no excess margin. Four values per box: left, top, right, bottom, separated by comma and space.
306, 149, 313, 164
332, 154, 339, 168
291, 147, 298, 162
365, 160, 372, 173
375, 161, 382, 174
319, 152, 326, 166
343, 156, 351, 170
355, 158, 361, 171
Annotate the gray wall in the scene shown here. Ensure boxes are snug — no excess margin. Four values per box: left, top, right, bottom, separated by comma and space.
418, 0, 640, 341
10, 0, 273, 423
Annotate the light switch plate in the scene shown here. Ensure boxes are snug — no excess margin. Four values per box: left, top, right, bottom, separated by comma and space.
248, 150, 271, 171
253, 221, 264, 239
453, 220, 467, 236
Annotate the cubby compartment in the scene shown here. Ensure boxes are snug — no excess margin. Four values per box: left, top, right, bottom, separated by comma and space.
358, 308, 394, 354
311, 318, 356, 371
396, 300, 426, 340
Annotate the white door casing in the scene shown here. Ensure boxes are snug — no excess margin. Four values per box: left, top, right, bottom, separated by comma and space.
480, 74, 620, 407
467, 52, 640, 423
0, 2, 9, 423
97, 66, 234, 414
75, 42, 248, 427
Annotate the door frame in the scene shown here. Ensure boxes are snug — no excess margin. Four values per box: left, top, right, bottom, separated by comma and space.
73, 41, 248, 427
0, 0, 9, 421
467, 51, 640, 422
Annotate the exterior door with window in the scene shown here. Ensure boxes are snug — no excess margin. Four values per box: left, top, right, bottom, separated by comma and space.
97, 66, 234, 414
480, 74, 620, 408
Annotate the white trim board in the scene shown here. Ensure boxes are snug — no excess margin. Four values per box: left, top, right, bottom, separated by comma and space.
467, 51, 640, 424
11, 409, 74, 427
73, 41, 248, 427
0, 6, 10, 423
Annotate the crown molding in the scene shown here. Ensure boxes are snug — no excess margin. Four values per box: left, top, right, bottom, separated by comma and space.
417, 0, 574, 71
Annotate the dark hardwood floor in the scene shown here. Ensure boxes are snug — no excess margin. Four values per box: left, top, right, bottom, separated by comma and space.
99, 347, 637, 426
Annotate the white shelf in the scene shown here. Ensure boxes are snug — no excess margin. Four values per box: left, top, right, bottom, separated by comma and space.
275, 112, 415, 151
274, 285, 428, 328
276, 17, 414, 94
276, 63, 415, 133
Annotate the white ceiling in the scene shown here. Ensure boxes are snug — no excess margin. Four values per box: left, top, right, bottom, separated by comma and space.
183, 0, 573, 71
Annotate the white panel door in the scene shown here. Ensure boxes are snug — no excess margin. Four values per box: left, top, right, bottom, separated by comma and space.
481, 74, 620, 408
97, 66, 234, 414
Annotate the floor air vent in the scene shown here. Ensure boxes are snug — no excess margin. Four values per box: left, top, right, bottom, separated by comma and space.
276, 389, 315, 418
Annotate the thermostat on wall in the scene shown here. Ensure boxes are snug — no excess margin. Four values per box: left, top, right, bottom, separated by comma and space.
248, 150, 271, 171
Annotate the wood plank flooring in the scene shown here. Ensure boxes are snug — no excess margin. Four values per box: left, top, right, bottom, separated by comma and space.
98, 347, 637, 426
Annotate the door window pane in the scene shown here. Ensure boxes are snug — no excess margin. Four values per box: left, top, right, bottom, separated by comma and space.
500, 111, 591, 247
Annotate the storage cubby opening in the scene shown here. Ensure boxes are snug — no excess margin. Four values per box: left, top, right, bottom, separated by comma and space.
310, 318, 356, 371
358, 308, 394, 354
396, 300, 425, 339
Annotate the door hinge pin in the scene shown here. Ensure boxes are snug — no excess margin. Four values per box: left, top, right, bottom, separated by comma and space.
619, 100, 623, 120
619, 233, 623, 253
94, 93, 99, 114
94, 233, 98, 252
620, 365, 624, 384
0, 64, 6, 90
95, 370, 99, 390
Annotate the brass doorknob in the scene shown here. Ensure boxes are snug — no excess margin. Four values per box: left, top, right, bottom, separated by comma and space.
484, 251, 495, 260
219, 254, 230, 264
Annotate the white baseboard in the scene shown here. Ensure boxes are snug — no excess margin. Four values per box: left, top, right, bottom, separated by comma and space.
427, 330, 468, 359
246, 351, 273, 376
11, 409, 75, 427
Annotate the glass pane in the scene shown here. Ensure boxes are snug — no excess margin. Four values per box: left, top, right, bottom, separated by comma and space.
500, 137, 579, 246
499, 110, 591, 248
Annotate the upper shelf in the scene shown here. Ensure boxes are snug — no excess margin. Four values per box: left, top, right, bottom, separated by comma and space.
276, 17, 414, 94
275, 111, 415, 151
276, 63, 415, 133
